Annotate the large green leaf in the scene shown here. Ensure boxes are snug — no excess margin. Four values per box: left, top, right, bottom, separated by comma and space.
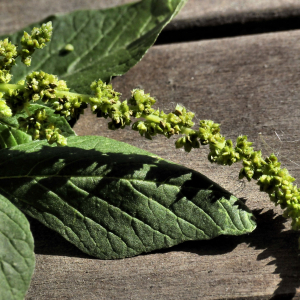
0, 194, 35, 300
0, 136, 256, 259
0, 104, 75, 149
3, 0, 187, 94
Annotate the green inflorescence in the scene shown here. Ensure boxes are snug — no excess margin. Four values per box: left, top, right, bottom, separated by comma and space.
0, 93, 12, 117
20, 22, 53, 66
0, 38, 18, 83
0, 22, 72, 146
196, 120, 300, 234
0, 22, 300, 240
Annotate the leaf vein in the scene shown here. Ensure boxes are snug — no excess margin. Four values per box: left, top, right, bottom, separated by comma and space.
35, 181, 119, 255
35, 179, 136, 254
68, 178, 176, 242
0, 229, 30, 272
66, 14, 109, 73
218, 200, 238, 229
63, 10, 153, 78
0, 261, 15, 298
0, 209, 29, 241
104, 10, 136, 55
127, 180, 210, 238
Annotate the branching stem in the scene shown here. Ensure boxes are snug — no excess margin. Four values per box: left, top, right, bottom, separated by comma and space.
54, 90, 90, 102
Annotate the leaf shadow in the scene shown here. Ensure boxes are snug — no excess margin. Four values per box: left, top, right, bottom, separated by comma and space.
29, 206, 300, 298
2, 143, 300, 297
248, 209, 300, 299
153, 208, 300, 299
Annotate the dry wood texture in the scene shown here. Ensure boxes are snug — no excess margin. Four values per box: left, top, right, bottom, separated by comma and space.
1, 0, 300, 35
2, 0, 300, 299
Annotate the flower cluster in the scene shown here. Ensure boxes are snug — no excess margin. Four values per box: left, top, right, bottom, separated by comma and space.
0, 38, 18, 83
24, 71, 68, 103
89, 80, 131, 129
0, 93, 12, 117
132, 102, 196, 141
0, 22, 71, 146
18, 108, 67, 146
128, 90, 196, 142
0, 22, 53, 85
44, 124, 67, 146
0, 23, 54, 133
20, 22, 53, 66
197, 119, 300, 231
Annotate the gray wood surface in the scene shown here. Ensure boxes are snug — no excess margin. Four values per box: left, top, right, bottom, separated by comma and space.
1, 0, 300, 35
26, 30, 300, 299
2, 0, 300, 299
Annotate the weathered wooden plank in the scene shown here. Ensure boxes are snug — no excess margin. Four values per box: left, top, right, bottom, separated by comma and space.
169, 0, 300, 29
1, 0, 300, 35
23, 30, 300, 299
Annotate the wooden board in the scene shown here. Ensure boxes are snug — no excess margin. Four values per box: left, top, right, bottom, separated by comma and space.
1, 0, 300, 35
24, 30, 300, 299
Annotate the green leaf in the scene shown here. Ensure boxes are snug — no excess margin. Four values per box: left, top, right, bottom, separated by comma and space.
3, 0, 187, 94
0, 124, 32, 149
0, 104, 75, 148
0, 136, 256, 259
0, 194, 35, 300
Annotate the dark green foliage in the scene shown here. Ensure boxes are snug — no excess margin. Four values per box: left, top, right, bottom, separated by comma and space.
0, 136, 256, 259
0, 194, 35, 300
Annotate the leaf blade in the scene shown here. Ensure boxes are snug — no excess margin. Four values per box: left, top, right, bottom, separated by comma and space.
0, 136, 256, 259
0, 194, 35, 300
3, 0, 187, 94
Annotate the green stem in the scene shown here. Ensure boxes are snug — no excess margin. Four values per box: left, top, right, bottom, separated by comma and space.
0, 83, 25, 93
0, 83, 91, 102
54, 90, 90, 102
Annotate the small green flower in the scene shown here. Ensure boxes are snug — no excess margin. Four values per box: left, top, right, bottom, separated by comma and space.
20, 22, 53, 66
45, 124, 67, 146
0, 98, 12, 117
89, 80, 131, 129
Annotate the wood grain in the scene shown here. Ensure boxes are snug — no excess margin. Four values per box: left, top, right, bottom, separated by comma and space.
1, 0, 300, 35
25, 30, 300, 299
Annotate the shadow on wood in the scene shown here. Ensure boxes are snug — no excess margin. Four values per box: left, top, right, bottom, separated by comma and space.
28, 206, 300, 298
